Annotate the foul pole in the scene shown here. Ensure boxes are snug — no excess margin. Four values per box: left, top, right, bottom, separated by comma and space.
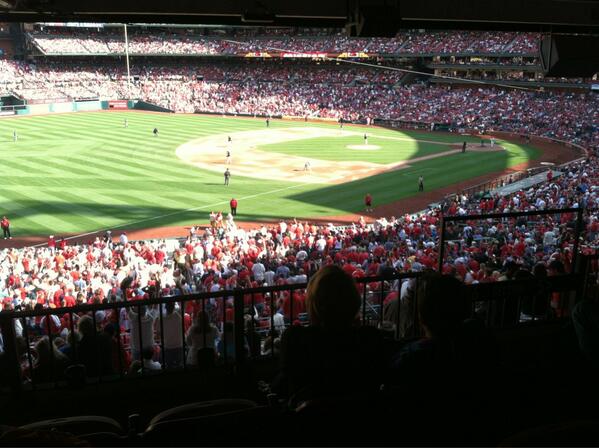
123, 23, 131, 96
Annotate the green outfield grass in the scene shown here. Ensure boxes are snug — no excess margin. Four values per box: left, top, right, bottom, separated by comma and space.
0, 111, 539, 237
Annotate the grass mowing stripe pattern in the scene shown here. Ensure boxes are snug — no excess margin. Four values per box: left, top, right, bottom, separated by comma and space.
0, 111, 538, 237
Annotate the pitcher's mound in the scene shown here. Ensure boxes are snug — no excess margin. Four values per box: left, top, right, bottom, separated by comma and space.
347, 144, 381, 150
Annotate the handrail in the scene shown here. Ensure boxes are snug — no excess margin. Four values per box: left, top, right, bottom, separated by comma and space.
0, 267, 589, 393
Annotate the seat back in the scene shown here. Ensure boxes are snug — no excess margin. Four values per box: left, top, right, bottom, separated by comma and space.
148, 398, 257, 427
144, 405, 277, 445
20, 415, 124, 436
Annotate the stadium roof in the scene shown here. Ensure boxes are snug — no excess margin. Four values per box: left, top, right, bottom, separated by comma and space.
2, 0, 599, 34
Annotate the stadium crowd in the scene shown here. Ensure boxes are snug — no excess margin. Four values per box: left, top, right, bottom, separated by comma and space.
2, 58, 598, 149
28, 28, 541, 55
1, 140, 597, 377
1, 146, 597, 310
1, 38, 598, 377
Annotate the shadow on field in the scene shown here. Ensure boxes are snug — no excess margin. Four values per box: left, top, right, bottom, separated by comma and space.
1, 137, 536, 236
286, 147, 517, 214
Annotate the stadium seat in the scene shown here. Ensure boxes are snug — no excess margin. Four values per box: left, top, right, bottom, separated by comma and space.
147, 398, 258, 426
19, 415, 124, 437
499, 419, 599, 446
143, 400, 278, 445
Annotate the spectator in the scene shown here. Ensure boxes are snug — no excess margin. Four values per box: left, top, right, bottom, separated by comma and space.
128, 305, 158, 361
185, 311, 220, 366
31, 336, 70, 383
160, 301, 184, 368
275, 265, 385, 407
73, 315, 113, 377
141, 346, 162, 371
571, 297, 599, 368
216, 321, 249, 363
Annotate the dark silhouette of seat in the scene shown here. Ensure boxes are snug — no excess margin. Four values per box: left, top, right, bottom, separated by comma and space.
143, 399, 277, 445
147, 398, 257, 426
19, 415, 124, 438
499, 419, 599, 446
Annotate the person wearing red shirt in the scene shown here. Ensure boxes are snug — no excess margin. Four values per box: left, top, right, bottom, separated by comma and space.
1, 216, 11, 239
230, 198, 238, 216
364, 193, 373, 212
48, 235, 56, 253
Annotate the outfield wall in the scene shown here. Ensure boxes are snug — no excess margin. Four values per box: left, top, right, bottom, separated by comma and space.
14, 100, 105, 116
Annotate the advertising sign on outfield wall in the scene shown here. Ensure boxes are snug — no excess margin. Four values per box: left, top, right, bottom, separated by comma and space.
337, 52, 370, 58
244, 52, 271, 58
108, 100, 129, 109
281, 52, 328, 58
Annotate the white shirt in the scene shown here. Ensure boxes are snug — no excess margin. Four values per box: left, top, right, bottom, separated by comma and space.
252, 262, 266, 281
264, 270, 275, 285
143, 358, 162, 370
161, 311, 184, 349
315, 238, 326, 251
185, 326, 220, 365
128, 307, 157, 353
273, 312, 285, 333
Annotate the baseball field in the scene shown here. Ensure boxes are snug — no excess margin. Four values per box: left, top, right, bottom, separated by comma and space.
0, 111, 540, 240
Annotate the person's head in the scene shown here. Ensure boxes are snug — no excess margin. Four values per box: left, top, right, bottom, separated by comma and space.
417, 272, 466, 339
128, 360, 142, 376
533, 262, 547, 278
548, 259, 565, 275
165, 301, 175, 315
192, 311, 210, 333
305, 265, 360, 328
34, 336, 64, 365
77, 315, 94, 338
142, 347, 154, 361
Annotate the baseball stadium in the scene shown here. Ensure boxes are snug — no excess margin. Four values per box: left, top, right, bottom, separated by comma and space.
0, 2, 598, 446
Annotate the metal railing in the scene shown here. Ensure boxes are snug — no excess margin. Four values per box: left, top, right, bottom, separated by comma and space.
0, 268, 587, 394
438, 207, 585, 272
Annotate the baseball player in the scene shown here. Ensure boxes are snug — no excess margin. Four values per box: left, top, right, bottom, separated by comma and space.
13, 130, 17, 142
225, 150, 232, 165
363, 133, 368, 145
303, 161, 311, 173
364, 193, 373, 212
